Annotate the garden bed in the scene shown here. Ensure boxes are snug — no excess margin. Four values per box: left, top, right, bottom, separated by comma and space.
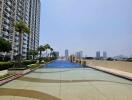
0, 73, 15, 81
8, 69, 31, 75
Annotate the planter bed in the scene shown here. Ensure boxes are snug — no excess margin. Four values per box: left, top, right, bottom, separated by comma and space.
9, 67, 27, 70
0, 74, 15, 81
8, 69, 31, 75
0, 64, 41, 86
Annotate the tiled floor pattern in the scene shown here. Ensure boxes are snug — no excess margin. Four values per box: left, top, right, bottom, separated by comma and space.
0, 68, 132, 100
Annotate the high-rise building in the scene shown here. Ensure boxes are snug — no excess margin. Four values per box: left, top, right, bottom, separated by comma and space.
103, 51, 107, 58
0, 0, 41, 60
76, 51, 83, 58
96, 51, 100, 59
80, 51, 83, 58
28, 0, 40, 51
0, 0, 3, 35
65, 49, 69, 59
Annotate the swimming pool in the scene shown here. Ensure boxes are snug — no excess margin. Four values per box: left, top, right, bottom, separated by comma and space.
45, 60, 83, 68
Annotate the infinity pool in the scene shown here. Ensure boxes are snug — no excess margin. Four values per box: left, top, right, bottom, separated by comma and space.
45, 60, 83, 68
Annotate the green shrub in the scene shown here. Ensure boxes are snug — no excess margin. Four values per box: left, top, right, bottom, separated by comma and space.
28, 64, 40, 69
107, 57, 114, 61
126, 58, 132, 62
22, 60, 37, 66
0, 62, 14, 71
12, 60, 37, 66
41, 57, 56, 63
0, 60, 37, 71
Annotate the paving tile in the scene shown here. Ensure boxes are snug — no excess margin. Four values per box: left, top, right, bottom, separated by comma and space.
0, 80, 29, 89
60, 83, 107, 100
25, 86, 60, 99
12, 96, 38, 100
0, 96, 14, 100
91, 82, 132, 100
0, 67, 132, 100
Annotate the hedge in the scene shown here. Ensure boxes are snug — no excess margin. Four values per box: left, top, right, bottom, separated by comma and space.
0, 62, 14, 71
22, 60, 37, 66
0, 60, 37, 71
40, 57, 57, 63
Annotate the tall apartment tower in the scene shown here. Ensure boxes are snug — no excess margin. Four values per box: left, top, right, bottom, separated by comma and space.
76, 51, 83, 58
28, 0, 40, 51
0, 0, 3, 36
103, 51, 107, 58
96, 51, 100, 59
65, 49, 69, 59
0, 0, 41, 60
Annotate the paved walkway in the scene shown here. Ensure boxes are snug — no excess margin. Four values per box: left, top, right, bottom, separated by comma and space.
0, 67, 132, 100
88, 65, 132, 80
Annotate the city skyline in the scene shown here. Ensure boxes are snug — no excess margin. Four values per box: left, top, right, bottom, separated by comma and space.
40, 0, 132, 57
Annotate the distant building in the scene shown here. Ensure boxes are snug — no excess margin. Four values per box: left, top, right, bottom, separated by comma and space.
65, 49, 69, 59
76, 51, 83, 58
103, 51, 107, 58
80, 51, 83, 58
96, 51, 100, 59
76, 52, 79, 58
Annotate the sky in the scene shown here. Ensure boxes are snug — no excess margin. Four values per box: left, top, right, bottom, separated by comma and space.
40, 0, 132, 57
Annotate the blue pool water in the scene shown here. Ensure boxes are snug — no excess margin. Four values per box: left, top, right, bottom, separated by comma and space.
45, 60, 82, 68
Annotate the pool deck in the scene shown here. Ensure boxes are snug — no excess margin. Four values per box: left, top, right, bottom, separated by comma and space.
0, 66, 132, 100
88, 65, 132, 80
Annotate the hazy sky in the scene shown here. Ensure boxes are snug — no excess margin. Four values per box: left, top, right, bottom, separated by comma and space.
40, 0, 132, 57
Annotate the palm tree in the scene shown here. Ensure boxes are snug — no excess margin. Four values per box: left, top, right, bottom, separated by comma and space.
44, 44, 51, 57
37, 45, 45, 62
14, 20, 30, 66
51, 52, 58, 59
49, 48, 53, 57
27, 50, 38, 60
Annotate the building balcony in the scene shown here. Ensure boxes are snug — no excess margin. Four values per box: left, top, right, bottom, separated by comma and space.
7, 1, 11, 6
3, 31, 9, 36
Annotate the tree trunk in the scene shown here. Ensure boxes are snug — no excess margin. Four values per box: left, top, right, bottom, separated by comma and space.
46, 50, 48, 57
39, 51, 42, 63
18, 31, 23, 67
40, 51, 42, 58
33, 55, 34, 60
3, 52, 6, 61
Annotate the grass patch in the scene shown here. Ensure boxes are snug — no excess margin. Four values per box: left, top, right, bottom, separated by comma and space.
8, 67, 27, 70
28, 64, 40, 69
0, 73, 15, 81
